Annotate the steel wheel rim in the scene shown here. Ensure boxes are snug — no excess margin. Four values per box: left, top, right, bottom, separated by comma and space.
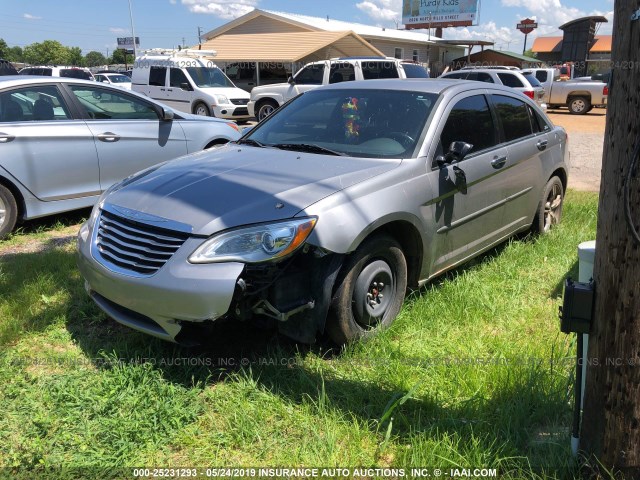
195, 105, 208, 116
352, 259, 395, 329
543, 184, 562, 232
0, 196, 5, 227
259, 104, 275, 121
572, 99, 586, 113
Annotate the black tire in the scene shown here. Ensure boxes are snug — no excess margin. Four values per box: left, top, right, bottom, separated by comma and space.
327, 235, 407, 345
531, 176, 564, 234
568, 96, 591, 115
0, 184, 18, 239
193, 101, 211, 116
256, 99, 278, 122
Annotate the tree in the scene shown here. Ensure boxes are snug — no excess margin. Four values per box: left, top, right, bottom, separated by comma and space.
111, 48, 133, 66
6, 46, 23, 63
23, 40, 70, 65
68, 46, 84, 66
0, 38, 8, 58
85, 51, 106, 67
580, 1, 640, 477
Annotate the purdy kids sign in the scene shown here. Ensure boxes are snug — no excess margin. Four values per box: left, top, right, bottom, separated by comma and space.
403, 0, 479, 28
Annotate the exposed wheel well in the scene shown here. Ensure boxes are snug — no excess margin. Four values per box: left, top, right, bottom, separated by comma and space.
0, 176, 25, 221
365, 221, 423, 290
550, 168, 568, 192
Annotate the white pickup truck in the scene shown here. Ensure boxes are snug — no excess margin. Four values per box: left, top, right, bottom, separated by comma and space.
521, 68, 608, 114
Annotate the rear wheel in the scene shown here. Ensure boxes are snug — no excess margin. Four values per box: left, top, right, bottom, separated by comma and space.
193, 102, 211, 116
327, 235, 407, 345
531, 176, 564, 234
568, 96, 591, 115
256, 99, 278, 122
0, 184, 18, 239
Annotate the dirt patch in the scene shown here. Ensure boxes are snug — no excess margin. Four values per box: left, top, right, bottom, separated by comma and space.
547, 108, 607, 192
0, 230, 78, 258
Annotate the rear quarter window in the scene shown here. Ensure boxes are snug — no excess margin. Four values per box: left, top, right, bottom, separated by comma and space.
497, 73, 525, 88
522, 73, 542, 87
402, 63, 429, 78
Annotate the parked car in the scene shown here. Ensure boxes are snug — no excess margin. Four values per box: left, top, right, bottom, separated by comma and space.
248, 57, 430, 121
94, 72, 132, 90
0, 59, 18, 76
440, 68, 546, 109
0, 76, 242, 238
77, 79, 568, 346
521, 68, 608, 114
223, 62, 292, 92
19, 65, 95, 81
132, 49, 251, 120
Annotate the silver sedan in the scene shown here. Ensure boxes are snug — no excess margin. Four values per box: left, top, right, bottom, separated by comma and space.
77, 79, 569, 345
0, 76, 242, 238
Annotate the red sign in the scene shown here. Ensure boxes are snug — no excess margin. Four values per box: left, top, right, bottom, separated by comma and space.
517, 18, 538, 35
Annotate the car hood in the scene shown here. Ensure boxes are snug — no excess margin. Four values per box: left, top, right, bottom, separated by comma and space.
200, 86, 249, 99
105, 144, 401, 236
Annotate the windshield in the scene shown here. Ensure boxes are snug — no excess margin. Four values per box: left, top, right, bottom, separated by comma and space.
244, 88, 437, 158
402, 63, 429, 78
185, 66, 234, 88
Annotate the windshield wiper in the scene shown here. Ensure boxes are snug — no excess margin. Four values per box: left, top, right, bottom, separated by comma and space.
271, 143, 346, 156
235, 138, 266, 148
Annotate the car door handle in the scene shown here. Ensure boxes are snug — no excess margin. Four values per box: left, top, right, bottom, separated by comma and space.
537, 140, 548, 151
0, 132, 15, 143
160, 88, 165, 91
97, 132, 120, 142
491, 156, 507, 169
167, 88, 173, 92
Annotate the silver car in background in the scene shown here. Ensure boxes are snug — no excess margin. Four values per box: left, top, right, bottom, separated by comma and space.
0, 76, 241, 237
77, 79, 569, 346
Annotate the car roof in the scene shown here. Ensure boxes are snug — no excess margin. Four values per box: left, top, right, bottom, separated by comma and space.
0, 75, 100, 88
313, 78, 528, 97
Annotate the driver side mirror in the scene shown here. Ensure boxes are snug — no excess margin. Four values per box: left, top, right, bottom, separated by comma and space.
287, 76, 296, 85
436, 141, 474, 167
159, 107, 174, 121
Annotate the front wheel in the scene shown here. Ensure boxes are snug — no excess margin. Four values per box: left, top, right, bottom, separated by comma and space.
256, 99, 278, 122
327, 235, 407, 345
568, 96, 591, 115
531, 176, 564, 234
193, 102, 211, 116
0, 184, 18, 239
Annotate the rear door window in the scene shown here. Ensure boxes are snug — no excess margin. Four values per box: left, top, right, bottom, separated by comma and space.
361, 61, 399, 79
329, 63, 356, 84
492, 94, 533, 142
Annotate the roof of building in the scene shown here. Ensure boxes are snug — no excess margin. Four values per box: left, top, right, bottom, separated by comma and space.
452, 48, 543, 64
203, 8, 444, 45
531, 35, 612, 53
560, 15, 608, 31
198, 31, 384, 62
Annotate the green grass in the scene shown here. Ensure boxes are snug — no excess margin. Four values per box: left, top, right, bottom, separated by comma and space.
0, 191, 598, 479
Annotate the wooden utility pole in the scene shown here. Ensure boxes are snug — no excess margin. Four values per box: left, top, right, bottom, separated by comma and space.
581, 1, 640, 477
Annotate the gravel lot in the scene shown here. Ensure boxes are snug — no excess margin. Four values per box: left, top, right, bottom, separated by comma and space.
547, 107, 606, 192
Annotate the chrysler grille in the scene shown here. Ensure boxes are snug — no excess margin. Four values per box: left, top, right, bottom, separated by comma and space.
96, 210, 189, 276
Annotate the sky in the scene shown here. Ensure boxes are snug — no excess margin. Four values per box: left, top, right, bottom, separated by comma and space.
1, 0, 615, 57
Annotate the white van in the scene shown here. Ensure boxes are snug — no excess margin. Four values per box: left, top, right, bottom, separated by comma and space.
131, 49, 251, 120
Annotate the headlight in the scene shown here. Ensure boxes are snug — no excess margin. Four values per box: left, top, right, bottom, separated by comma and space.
214, 95, 230, 105
189, 218, 317, 264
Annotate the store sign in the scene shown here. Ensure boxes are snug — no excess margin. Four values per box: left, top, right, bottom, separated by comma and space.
517, 19, 538, 35
116, 37, 140, 51
403, 0, 479, 29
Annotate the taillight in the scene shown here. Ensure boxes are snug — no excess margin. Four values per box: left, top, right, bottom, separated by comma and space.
523, 90, 535, 99
603, 85, 609, 96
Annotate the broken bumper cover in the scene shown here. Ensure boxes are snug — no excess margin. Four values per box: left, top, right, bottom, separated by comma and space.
77, 234, 244, 343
